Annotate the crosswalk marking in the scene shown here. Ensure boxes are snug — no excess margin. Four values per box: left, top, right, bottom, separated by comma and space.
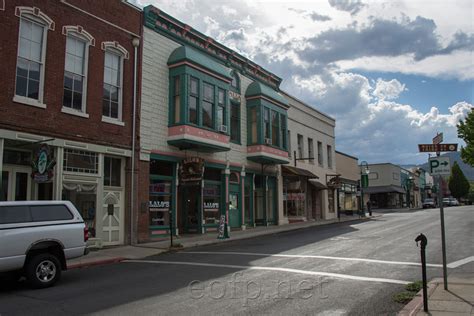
124, 259, 411, 285
181, 251, 444, 268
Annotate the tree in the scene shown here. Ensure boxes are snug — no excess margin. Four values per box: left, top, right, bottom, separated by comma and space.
468, 183, 474, 204
448, 162, 470, 199
457, 108, 474, 167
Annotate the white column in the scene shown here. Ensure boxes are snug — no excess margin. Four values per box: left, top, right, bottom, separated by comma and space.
55, 147, 64, 200
277, 165, 288, 225
240, 167, 246, 230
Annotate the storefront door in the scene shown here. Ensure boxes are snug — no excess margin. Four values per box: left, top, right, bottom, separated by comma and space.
1, 166, 31, 201
229, 192, 240, 228
179, 184, 201, 233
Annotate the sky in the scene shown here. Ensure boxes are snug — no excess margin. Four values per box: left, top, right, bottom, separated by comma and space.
137, 0, 473, 165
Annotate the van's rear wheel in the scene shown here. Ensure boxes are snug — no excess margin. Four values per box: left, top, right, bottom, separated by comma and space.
25, 253, 62, 289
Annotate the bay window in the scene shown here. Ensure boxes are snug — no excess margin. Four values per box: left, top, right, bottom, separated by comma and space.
217, 88, 225, 128
188, 77, 199, 125
202, 83, 214, 129
172, 76, 181, 123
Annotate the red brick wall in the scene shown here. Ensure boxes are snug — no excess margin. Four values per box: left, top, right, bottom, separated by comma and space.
0, 0, 142, 149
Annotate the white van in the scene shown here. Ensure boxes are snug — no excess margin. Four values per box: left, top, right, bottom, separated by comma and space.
0, 201, 88, 288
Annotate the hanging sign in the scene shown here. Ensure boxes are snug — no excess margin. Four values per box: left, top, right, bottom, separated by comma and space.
31, 144, 56, 183
180, 157, 204, 182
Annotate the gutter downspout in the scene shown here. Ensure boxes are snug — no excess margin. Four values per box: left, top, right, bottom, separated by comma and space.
131, 37, 140, 245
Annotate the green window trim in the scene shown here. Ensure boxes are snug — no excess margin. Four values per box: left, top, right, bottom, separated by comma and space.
168, 66, 230, 135
246, 101, 288, 151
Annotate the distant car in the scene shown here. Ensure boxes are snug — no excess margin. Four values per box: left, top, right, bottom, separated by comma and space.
449, 198, 460, 206
422, 198, 436, 208
442, 197, 460, 207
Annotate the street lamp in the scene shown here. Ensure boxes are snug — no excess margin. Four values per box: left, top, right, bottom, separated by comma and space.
359, 161, 370, 217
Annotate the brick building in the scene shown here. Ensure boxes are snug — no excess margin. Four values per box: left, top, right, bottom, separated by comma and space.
0, 0, 142, 246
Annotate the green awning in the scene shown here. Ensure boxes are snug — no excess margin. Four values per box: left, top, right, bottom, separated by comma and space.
245, 81, 288, 108
167, 46, 232, 80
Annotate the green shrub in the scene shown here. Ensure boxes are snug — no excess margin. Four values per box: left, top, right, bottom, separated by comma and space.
393, 291, 416, 304
406, 281, 423, 292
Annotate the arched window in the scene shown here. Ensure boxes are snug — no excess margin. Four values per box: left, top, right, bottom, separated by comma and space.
61, 26, 95, 117
229, 172, 240, 184
231, 71, 240, 92
101, 41, 129, 124
14, 7, 55, 108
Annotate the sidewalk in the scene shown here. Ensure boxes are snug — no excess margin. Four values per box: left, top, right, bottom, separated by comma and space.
399, 276, 474, 315
67, 213, 380, 269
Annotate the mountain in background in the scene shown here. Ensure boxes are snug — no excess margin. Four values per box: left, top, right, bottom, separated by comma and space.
415, 152, 474, 181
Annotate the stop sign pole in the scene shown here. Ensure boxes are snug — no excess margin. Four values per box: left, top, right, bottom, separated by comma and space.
419, 133, 454, 290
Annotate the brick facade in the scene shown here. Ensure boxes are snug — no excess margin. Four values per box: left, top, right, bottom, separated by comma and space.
0, 0, 141, 148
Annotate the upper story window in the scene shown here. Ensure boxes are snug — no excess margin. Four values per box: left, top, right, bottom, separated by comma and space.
231, 71, 240, 92
230, 101, 240, 143
62, 26, 95, 116
202, 83, 214, 129
249, 107, 258, 144
102, 41, 129, 124
14, 7, 54, 108
288, 130, 292, 157
297, 134, 304, 159
264, 108, 270, 141
172, 76, 181, 124
217, 89, 226, 129
280, 114, 287, 150
271, 111, 279, 147
188, 77, 199, 125
308, 138, 314, 163
327, 145, 333, 169
63, 36, 86, 111
102, 51, 122, 120
167, 46, 232, 135
317, 141, 323, 166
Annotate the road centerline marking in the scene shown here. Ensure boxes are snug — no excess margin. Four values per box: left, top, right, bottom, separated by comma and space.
124, 259, 411, 285
180, 251, 443, 268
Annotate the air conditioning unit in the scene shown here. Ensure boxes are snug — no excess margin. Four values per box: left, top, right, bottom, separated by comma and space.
218, 125, 227, 133
264, 138, 272, 145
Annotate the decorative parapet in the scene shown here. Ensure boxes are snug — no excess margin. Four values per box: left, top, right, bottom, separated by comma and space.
143, 5, 282, 90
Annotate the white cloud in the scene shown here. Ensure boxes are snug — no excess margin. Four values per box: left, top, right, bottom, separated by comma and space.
335, 51, 474, 81
373, 79, 406, 100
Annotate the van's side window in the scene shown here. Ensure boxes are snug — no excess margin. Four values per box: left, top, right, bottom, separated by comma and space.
30, 205, 73, 222
0, 206, 32, 224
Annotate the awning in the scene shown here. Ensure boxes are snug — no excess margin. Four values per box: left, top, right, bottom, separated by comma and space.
308, 179, 328, 190
364, 185, 406, 194
282, 166, 319, 179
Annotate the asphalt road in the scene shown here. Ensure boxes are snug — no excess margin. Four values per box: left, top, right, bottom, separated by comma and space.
1, 206, 473, 316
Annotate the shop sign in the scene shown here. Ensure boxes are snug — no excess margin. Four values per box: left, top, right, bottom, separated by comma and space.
203, 202, 219, 211
228, 90, 241, 103
31, 144, 56, 183
149, 200, 170, 211
180, 157, 204, 182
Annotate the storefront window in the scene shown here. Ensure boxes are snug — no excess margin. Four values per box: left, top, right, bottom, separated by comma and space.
284, 179, 306, 217
62, 184, 97, 237
203, 184, 220, 224
244, 175, 252, 225
149, 179, 171, 227
63, 149, 98, 174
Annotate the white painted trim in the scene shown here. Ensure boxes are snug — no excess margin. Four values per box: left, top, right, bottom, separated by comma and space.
124, 260, 411, 285
102, 116, 125, 126
62, 25, 95, 46
12, 95, 47, 109
61, 106, 90, 118
101, 41, 129, 59
1, 0, 5, 11
15, 6, 55, 30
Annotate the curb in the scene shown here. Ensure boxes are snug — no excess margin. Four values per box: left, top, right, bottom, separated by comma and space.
398, 281, 438, 316
67, 257, 126, 270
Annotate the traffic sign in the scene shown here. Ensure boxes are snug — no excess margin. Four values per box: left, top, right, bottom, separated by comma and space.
429, 157, 451, 175
418, 143, 458, 152
432, 133, 443, 145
